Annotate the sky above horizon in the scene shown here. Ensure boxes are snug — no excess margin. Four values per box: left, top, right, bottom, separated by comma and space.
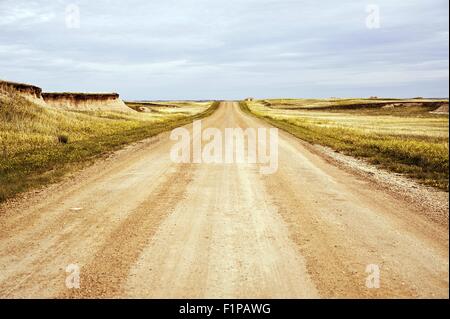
0, 0, 448, 100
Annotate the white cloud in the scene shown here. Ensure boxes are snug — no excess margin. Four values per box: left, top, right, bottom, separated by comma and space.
0, 1, 56, 27
0, 0, 448, 99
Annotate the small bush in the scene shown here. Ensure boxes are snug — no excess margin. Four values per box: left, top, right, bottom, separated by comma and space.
58, 135, 69, 144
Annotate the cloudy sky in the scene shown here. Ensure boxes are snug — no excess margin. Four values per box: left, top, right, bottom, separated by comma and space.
0, 0, 448, 100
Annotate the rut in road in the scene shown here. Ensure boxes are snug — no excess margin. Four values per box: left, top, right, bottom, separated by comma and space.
0, 102, 448, 298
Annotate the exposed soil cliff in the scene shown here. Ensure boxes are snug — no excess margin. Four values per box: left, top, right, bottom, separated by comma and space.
42, 92, 132, 112
1, 79, 133, 112
0, 79, 47, 106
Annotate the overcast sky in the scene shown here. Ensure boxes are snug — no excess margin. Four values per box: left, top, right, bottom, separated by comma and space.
0, 0, 448, 100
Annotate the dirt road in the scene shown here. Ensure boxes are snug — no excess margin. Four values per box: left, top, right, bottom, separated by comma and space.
0, 102, 448, 298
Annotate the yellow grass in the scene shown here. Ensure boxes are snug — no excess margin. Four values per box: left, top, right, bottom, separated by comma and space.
242, 100, 449, 190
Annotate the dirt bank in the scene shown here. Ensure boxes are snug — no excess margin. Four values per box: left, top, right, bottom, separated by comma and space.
0, 79, 46, 106
42, 92, 133, 112
0, 79, 134, 112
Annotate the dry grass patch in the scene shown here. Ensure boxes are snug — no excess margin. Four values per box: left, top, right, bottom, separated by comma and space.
241, 100, 449, 191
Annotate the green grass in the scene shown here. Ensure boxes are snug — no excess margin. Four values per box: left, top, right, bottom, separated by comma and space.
0, 89, 219, 202
241, 100, 449, 191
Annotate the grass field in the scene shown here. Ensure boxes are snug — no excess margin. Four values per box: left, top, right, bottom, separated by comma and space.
241, 99, 449, 191
0, 89, 219, 202
259, 98, 447, 110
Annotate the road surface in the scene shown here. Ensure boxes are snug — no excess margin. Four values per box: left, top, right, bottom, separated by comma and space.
0, 102, 448, 298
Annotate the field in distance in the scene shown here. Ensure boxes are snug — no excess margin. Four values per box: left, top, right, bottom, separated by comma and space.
242, 98, 449, 190
125, 100, 212, 114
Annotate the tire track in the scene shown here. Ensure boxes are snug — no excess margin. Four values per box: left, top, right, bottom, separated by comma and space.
62, 163, 195, 298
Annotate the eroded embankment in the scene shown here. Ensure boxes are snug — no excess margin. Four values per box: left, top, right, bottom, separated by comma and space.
0, 79, 46, 106
42, 92, 131, 112
0, 79, 133, 112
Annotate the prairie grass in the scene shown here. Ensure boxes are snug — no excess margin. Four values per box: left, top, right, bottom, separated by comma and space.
241, 100, 449, 191
261, 98, 447, 110
0, 89, 219, 202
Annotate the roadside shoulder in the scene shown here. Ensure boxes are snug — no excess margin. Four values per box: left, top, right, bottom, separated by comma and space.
305, 142, 449, 227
